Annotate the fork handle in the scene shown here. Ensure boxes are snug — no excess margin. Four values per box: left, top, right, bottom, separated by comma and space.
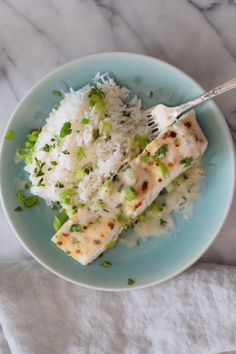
176, 77, 236, 118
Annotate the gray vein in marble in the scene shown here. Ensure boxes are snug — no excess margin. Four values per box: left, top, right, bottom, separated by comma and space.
0, 48, 19, 101
189, 0, 236, 61
94, 0, 149, 52
2, 0, 66, 57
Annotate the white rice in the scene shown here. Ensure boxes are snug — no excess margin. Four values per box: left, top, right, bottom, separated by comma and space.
25, 73, 150, 212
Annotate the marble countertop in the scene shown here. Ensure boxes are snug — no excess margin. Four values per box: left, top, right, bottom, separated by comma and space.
0, 0, 236, 264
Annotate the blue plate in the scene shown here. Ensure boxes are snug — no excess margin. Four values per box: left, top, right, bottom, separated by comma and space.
0, 53, 235, 290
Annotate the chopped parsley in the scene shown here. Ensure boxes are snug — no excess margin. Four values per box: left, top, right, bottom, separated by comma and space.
100, 261, 111, 268
62, 150, 70, 155
180, 156, 193, 168
159, 162, 168, 178
89, 87, 105, 112
59, 122, 72, 139
55, 181, 64, 188
53, 210, 68, 232
5, 130, 14, 140
117, 213, 129, 224
128, 278, 135, 286
140, 155, 156, 162
80, 118, 90, 125
14, 206, 23, 212
16, 129, 40, 165
122, 186, 137, 201
24, 196, 39, 208
51, 160, 58, 166
155, 144, 168, 158
53, 103, 59, 110
69, 224, 82, 232
24, 182, 30, 190
42, 144, 51, 152
52, 90, 62, 97
160, 218, 167, 226
59, 189, 73, 205
92, 199, 103, 211
77, 147, 86, 161
37, 178, 45, 187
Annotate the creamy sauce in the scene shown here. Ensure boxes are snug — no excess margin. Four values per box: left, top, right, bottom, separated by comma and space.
119, 162, 204, 248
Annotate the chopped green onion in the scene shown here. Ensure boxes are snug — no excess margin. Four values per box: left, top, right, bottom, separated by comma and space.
166, 182, 175, 193
160, 218, 167, 226
80, 118, 90, 125
159, 162, 168, 178
77, 147, 86, 161
59, 122, 72, 139
42, 144, 51, 152
122, 186, 137, 202
62, 150, 70, 155
92, 128, 100, 141
100, 261, 111, 268
14, 206, 23, 212
52, 90, 62, 97
140, 155, 156, 162
132, 134, 149, 151
89, 87, 105, 112
16, 190, 25, 204
51, 161, 58, 166
51, 201, 60, 211
24, 196, 39, 208
128, 278, 135, 286
117, 213, 129, 224
5, 130, 14, 140
175, 174, 187, 185
53, 210, 68, 231
34, 158, 45, 177
55, 181, 64, 188
155, 144, 168, 158
59, 189, 73, 205
180, 156, 193, 168
16, 148, 28, 159
75, 167, 85, 181
69, 224, 82, 232
92, 199, 103, 211
37, 178, 45, 187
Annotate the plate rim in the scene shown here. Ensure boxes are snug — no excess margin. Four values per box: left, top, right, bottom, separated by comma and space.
0, 51, 235, 291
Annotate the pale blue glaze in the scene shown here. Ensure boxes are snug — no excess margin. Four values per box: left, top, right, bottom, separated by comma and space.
0, 53, 235, 290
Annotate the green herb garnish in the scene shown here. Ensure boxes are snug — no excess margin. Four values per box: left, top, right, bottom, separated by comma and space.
100, 261, 111, 268
51, 160, 58, 166
34, 158, 45, 177
132, 134, 149, 152
55, 181, 64, 188
62, 150, 70, 155
16, 129, 40, 165
89, 87, 105, 112
160, 218, 167, 226
159, 162, 168, 178
128, 278, 135, 286
42, 144, 51, 152
53, 210, 68, 231
59, 189, 73, 205
77, 147, 86, 161
5, 130, 14, 140
117, 213, 129, 224
59, 122, 72, 139
53, 104, 59, 110
37, 178, 45, 187
52, 90, 62, 97
140, 155, 156, 162
122, 186, 137, 201
69, 224, 82, 232
180, 156, 193, 168
24, 196, 39, 208
92, 199, 103, 211
80, 118, 90, 125
14, 206, 23, 212
155, 144, 168, 158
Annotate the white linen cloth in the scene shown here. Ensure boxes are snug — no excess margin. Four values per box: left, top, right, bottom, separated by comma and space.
0, 260, 236, 354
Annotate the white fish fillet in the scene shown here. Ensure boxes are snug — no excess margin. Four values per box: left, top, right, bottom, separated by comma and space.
51, 111, 208, 265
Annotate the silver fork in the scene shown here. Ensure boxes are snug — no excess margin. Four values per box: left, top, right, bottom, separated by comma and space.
145, 77, 236, 137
